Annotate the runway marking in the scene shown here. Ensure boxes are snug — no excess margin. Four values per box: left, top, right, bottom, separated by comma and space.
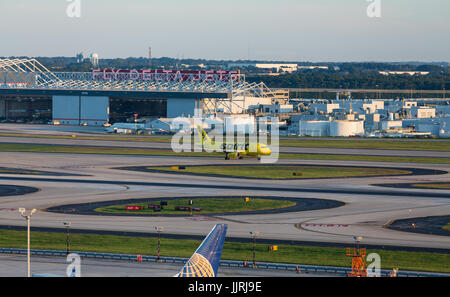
301, 224, 349, 228
297, 203, 450, 226
296, 204, 450, 243
91, 185, 131, 196
0, 208, 17, 212
185, 217, 217, 221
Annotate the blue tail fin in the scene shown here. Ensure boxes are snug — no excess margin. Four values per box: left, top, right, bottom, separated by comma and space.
176, 224, 228, 277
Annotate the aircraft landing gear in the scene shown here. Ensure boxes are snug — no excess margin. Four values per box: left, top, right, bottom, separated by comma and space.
225, 153, 230, 160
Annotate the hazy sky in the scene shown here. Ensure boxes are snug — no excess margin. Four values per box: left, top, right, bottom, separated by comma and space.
0, 0, 449, 61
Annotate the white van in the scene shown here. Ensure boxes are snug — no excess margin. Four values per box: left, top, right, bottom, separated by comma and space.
105, 123, 145, 133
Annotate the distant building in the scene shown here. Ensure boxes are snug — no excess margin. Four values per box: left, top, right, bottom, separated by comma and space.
440, 120, 450, 137
309, 102, 340, 114
90, 53, 99, 67
363, 101, 384, 114
402, 117, 450, 137
223, 114, 256, 134
410, 106, 436, 119
76, 52, 84, 63
227, 63, 298, 73
337, 100, 384, 115
379, 71, 429, 76
147, 117, 194, 133
260, 104, 293, 114
298, 66, 329, 70
380, 120, 403, 130
403, 101, 418, 109
148, 46, 152, 67
436, 105, 450, 117
364, 113, 381, 132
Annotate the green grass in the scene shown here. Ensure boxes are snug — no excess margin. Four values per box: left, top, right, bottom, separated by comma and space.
1, 132, 449, 151
0, 143, 449, 165
411, 183, 450, 190
0, 143, 219, 157
95, 198, 296, 215
0, 229, 448, 273
0, 132, 172, 143
148, 165, 412, 179
279, 153, 450, 164
279, 138, 450, 151
0, 168, 44, 175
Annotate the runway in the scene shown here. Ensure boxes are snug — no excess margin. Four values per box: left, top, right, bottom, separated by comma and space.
0, 150, 449, 250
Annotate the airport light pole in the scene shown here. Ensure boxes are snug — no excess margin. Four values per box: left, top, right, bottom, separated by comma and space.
155, 226, 163, 262
250, 231, 259, 269
134, 113, 138, 133
353, 236, 363, 251
19, 208, 37, 277
64, 222, 71, 255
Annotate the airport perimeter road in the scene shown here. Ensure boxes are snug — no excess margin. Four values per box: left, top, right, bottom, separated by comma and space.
0, 123, 107, 135
0, 151, 449, 250
0, 254, 318, 277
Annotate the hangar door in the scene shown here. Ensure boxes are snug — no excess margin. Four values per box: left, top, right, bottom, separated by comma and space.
53, 96, 109, 126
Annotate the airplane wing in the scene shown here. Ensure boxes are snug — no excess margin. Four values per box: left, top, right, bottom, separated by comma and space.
175, 224, 228, 277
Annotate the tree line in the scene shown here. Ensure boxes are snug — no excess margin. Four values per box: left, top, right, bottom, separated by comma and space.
247, 72, 449, 91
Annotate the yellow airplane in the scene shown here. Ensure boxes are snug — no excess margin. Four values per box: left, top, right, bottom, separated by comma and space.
196, 126, 271, 160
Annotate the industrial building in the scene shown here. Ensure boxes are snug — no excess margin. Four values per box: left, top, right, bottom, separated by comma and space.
287, 97, 450, 138
0, 58, 280, 126
1, 58, 449, 138
227, 63, 298, 73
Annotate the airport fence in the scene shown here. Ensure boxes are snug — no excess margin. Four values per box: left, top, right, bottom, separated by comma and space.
0, 247, 448, 277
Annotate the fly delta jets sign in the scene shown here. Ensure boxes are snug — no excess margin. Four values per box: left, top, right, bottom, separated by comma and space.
92, 69, 241, 83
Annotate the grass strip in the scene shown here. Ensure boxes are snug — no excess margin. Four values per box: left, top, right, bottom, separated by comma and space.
279, 138, 450, 151
0, 229, 448, 273
0, 143, 449, 165
148, 165, 412, 179
0, 133, 172, 143
278, 153, 450, 164
0, 168, 44, 175
0, 133, 449, 151
95, 198, 296, 215
411, 183, 450, 190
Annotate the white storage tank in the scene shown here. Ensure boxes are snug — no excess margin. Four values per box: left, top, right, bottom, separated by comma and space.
330, 120, 364, 137
298, 120, 330, 136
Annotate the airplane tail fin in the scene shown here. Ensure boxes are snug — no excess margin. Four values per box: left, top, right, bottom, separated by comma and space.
176, 224, 228, 277
196, 125, 212, 144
